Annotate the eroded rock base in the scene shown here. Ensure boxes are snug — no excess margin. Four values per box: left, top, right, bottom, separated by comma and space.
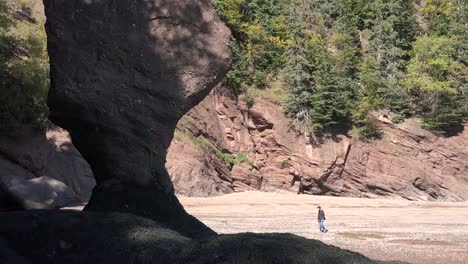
85, 183, 215, 239
0, 211, 400, 264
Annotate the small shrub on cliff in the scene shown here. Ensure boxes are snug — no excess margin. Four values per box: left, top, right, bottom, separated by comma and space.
280, 156, 290, 168
173, 130, 193, 144
191, 135, 255, 170
352, 101, 381, 141
235, 152, 254, 167
390, 113, 405, 124
194, 135, 237, 169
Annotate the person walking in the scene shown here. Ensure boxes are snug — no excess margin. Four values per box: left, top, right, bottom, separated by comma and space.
317, 206, 328, 232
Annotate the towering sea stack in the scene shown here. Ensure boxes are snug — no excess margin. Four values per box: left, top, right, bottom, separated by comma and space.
44, 0, 230, 238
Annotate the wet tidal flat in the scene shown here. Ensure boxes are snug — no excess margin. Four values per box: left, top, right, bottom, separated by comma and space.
179, 191, 468, 264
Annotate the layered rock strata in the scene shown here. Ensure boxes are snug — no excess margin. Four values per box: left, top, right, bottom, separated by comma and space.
168, 87, 468, 201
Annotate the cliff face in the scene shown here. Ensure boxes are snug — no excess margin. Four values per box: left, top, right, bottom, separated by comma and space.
168, 87, 468, 201
2, 86, 465, 206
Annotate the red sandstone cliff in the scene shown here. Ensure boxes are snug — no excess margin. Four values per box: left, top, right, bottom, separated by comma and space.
167, 87, 468, 201
2, 88, 466, 204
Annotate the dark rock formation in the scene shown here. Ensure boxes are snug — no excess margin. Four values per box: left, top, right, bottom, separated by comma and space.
168, 87, 468, 201
0, 175, 79, 209
0, 128, 95, 202
0, 210, 398, 264
0, 181, 22, 211
0, 210, 190, 264
44, 0, 230, 238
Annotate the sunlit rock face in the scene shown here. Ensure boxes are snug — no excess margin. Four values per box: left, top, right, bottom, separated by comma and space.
168, 87, 468, 202
44, 0, 230, 238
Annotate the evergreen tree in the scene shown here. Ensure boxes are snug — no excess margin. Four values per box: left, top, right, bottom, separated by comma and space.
283, 0, 316, 127
360, 0, 416, 114
214, 0, 465, 139
213, 0, 291, 90
284, 0, 356, 132
403, 0, 467, 134
404, 36, 467, 134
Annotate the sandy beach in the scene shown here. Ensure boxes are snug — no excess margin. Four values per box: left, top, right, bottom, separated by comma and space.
179, 191, 468, 264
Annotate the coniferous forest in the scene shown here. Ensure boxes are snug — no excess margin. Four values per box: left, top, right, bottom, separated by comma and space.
213, 0, 467, 138
0, 0, 466, 138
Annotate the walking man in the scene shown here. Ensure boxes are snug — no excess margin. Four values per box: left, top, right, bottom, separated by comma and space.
317, 206, 328, 232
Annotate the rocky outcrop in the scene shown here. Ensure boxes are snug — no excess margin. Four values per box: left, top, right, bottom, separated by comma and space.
44, 0, 230, 238
336, 119, 468, 201
168, 87, 468, 201
0, 128, 95, 203
166, 89, 235, 196
0, 210, 393, 264
166, 139, 233, 196
0, 175, 79, 209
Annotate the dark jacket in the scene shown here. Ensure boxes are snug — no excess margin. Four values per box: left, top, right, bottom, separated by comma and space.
318, 209, 325, 221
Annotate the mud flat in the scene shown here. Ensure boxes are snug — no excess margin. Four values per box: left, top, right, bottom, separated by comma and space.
179, 191, 468, 264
